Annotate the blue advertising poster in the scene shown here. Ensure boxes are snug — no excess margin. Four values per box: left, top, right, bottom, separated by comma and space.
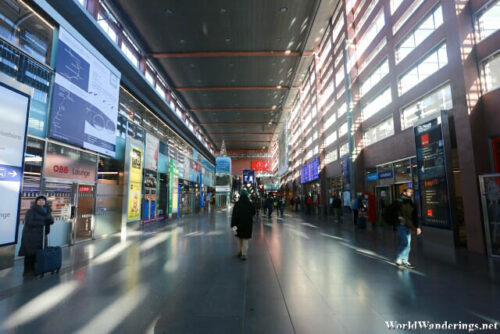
378, 170, 394, 179
216, 157, 231, 174
243, 169, 255, 184
300, 157, 319, 184
366, 172, 378, 182
0, 83, 30, 246
49, 28, 121, 157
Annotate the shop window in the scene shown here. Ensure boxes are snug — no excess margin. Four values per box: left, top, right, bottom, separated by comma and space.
396, 5, 443, 63
145, 70, 155, 86
398, 43, 448, 95
19, 137, 44, 221
477, 0, 500, 41
360, 58, 389, 97
394, 159, 411, 182
482, 52, 500, 93
155, 84, 166, 99
363, 117, 394, 147
361, 87, 392, 121
0, 0, 54, 65
98, 156, 121, 183
400, 83, 452, 129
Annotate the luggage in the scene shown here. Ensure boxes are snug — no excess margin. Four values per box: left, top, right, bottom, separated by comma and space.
35, 226, 61, 277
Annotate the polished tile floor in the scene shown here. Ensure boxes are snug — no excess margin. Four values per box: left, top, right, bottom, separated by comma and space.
0, 209, 499, 334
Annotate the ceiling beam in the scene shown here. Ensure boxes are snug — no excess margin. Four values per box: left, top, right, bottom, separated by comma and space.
209, 132, 274, 136
191, 107, 282, 112
176, 86, 289, 92
201, 122, 278, 126
221, 140, 271, 143
150, 51, 301, 58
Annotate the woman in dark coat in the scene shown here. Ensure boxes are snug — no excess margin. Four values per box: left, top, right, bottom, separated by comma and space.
231, 189, 255, 260
19, 195, 54, 276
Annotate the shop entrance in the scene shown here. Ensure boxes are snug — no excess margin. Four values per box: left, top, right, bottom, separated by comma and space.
44, 180, 96, 244
375, 185, 392, 222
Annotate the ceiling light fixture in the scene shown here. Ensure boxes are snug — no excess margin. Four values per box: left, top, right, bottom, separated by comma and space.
220, 8, 227, 14
280, 7, 288, 12
180, 39, 185, 44
165, 9, 174, 14
225, 38, 231, 43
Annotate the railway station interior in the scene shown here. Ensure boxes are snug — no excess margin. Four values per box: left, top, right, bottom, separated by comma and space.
0, 0, 500, 333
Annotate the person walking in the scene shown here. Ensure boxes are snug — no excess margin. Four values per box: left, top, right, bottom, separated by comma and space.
352, 195, 364, 225
333, 195, 342, 222
306, 194, 313, 215
278, 196, 285, 217
19, 195, 54, 277
395, 188, 421, 269
265, 195, 274, 218
231, 189, 255, 260
253, 195, 261, 217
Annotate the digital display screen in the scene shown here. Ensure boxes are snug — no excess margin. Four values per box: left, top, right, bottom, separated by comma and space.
300, 157, 319, 184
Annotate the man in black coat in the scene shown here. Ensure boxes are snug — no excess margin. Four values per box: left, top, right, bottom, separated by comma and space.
19, 195, 54, 277
231, 189, 255, 260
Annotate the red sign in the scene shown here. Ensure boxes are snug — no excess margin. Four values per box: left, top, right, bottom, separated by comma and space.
421, 133, 430, 146
251, 160, 269, 171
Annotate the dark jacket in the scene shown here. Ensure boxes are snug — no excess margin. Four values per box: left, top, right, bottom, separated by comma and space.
397, 195, 419, 229
264, 197, 274, 209
19, 205, 54, 256
231, 194, 255, 239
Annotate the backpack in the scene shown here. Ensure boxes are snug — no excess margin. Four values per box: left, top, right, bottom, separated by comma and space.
382, 201, 400, 226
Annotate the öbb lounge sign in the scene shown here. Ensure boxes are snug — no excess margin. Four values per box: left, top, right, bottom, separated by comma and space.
44, 152, 96, 182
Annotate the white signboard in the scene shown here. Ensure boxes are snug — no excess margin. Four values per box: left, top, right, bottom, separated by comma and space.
49, 28, 121, 157
0, 84, 29, 246
145, 133, 159, 171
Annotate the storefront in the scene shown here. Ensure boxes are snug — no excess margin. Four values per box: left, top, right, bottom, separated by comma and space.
373, 157, 418, 223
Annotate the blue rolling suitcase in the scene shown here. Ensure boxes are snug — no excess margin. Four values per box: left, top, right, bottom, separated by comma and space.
357, 215, 367, 229
35, 226, 62, 277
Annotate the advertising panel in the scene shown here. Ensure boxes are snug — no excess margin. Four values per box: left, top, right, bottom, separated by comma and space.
243, 169, 255, 184
44, 143, 97, 182
49, 28, 121, 157
127, 144, 143, 221
145, 133, 159, 171
251, 160, 269, 172
168, 159, 179, 214
414, 118, 451, 228
0, 83, 29, 246
216, 157, 231, 174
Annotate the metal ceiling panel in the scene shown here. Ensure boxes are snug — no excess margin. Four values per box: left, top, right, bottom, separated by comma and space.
179, 90, 288, 109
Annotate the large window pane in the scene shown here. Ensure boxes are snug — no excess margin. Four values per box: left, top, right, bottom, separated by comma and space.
360, 59, 389, 97
0, 0, 53, 64
361, 87, 392, 120
400, 84, 452, 129
364, 117, 394, 146
398, 43, 448, 95
483, 52, 500, 93
477, 0, 500, 40
395, 6, 443, 63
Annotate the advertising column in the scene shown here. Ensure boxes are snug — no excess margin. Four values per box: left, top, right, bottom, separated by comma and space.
0, 83, 30, 250
143, 133, 159, 222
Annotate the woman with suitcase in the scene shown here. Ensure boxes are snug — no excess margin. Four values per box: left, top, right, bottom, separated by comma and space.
19, 195, 54, 277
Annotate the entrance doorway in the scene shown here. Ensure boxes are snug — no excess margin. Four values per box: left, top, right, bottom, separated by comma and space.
74, 183, 95, 242
375, 185, 392, 223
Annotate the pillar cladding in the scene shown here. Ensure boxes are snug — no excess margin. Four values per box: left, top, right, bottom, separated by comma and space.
443, 0, 485, 253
